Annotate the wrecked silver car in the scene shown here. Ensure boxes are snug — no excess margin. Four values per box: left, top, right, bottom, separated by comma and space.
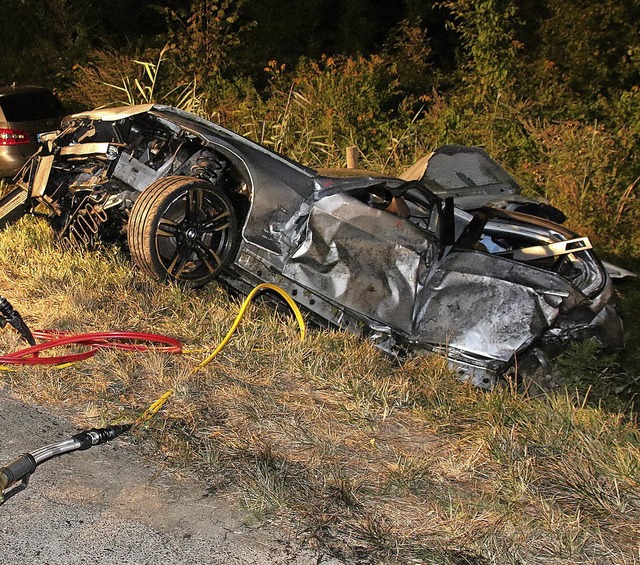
0, 104, 624, 387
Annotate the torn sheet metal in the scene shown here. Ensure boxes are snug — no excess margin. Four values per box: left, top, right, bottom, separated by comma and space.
414, 262, 560, 362
284, 192, 437, 335
601, 261, 637, 279
31, 155, 54, 198
59, 142, 112, 157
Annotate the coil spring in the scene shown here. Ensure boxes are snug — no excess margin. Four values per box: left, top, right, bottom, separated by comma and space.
191, 153, 225, 184
59, 194, 109, 251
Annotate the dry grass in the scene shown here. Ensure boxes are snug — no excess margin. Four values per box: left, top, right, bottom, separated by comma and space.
1, 216, 639, 564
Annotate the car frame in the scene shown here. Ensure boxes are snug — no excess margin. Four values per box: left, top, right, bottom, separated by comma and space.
0, 104, 624, 388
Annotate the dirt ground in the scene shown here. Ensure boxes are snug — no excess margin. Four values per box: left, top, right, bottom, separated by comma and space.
0, 388, 341, 565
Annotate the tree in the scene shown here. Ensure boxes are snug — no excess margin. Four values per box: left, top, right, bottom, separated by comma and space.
440, 0, 522, 100
537, 0, 640, 98
165, 0, 253, 86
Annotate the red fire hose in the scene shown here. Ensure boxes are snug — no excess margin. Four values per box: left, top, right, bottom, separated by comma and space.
0, 330, 182, 366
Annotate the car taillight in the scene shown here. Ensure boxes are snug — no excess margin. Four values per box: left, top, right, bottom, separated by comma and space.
0, 128, 29, 146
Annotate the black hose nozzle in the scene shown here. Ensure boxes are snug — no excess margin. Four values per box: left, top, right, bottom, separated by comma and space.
0, 423, 132, 506
0, 295, 35, 346
71, 424, 132, 451
0, 453, 36, 505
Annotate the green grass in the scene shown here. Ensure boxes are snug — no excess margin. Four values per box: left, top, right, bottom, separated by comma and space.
0, 217, 639, 564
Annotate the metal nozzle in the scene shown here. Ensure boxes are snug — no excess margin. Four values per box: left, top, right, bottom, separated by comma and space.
0, 470, 10, 505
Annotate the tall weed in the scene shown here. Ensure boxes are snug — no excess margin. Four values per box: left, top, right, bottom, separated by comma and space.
523, 120, 639, 254
253, 55, 405, 168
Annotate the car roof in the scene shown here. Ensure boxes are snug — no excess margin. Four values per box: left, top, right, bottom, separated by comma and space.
0, 85, 54, 98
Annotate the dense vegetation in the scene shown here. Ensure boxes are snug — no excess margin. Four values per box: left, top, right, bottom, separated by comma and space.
8, 0, 638, 364
1, 1, 639, 562
3, 0, 639, 256
0, 0, 640, 249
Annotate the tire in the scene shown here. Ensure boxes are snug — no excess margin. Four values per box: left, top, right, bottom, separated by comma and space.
514, 348, 561, 395
128, 176, 239, 288
0, 187, 30, 230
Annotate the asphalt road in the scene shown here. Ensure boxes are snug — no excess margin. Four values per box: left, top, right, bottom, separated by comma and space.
0, 388, 339, 565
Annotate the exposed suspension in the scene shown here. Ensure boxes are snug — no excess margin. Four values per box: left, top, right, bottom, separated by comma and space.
59, 192, 109, 250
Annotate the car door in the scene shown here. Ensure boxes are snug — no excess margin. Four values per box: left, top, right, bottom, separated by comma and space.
283, 190, 439, 335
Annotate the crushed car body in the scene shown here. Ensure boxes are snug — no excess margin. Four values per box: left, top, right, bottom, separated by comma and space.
0, 104, 624, 388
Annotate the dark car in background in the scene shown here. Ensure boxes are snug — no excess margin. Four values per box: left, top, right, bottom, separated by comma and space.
0, 85, 66, 178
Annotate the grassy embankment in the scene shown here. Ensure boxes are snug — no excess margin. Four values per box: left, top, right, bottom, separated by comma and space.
0, 216, 637, 564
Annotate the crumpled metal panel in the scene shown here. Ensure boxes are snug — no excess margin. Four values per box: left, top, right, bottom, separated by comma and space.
414, 269, 559, 361
432, 250, 591, 311
283, 193, 438, 334
112, 152, 164, 192
546, 303, 624, 350
412, 250, 596, 362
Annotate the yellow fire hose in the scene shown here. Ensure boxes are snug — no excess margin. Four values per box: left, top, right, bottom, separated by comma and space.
135, 282, 306, 425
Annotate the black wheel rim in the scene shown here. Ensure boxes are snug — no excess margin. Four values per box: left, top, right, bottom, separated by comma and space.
154, 186, 235, 283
